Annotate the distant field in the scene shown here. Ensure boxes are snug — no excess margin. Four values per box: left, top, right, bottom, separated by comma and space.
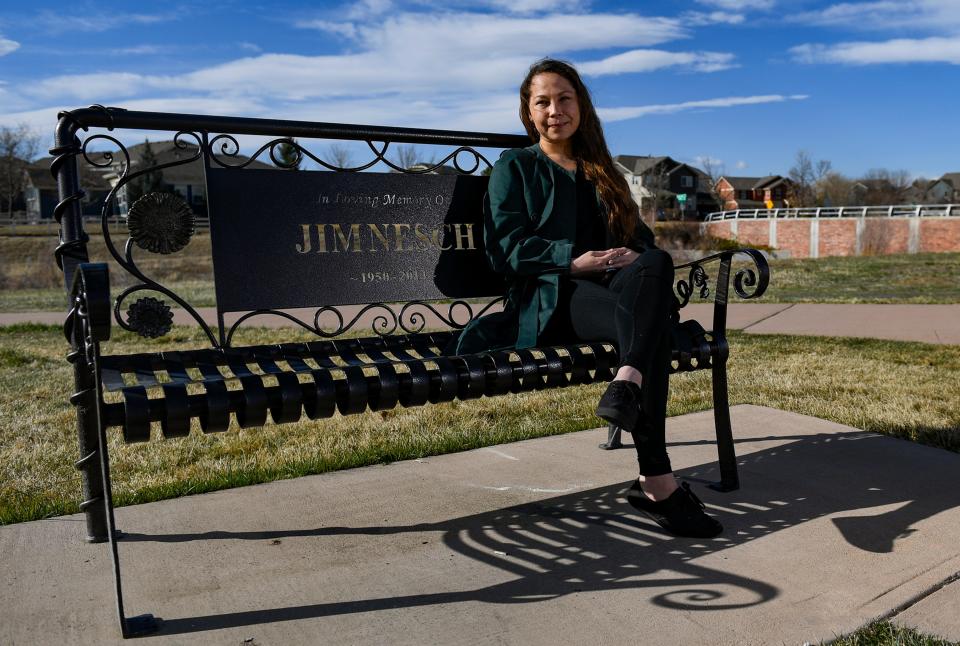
1, 233, 959, 312
1, 233, 216, 311
741, 252, 960, 303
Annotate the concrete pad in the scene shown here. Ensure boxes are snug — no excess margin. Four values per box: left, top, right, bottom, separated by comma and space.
3, 405, 960, 645
680, 303, 793, 331
893, 578, 960, 642
0, 310, 65, 326
743, 303, 960, 344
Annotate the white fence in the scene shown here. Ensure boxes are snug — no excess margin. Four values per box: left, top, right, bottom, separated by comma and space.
705, 204, 959, 222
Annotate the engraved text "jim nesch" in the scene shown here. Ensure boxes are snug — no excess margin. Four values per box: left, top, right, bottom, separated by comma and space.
295, 223, 476, 253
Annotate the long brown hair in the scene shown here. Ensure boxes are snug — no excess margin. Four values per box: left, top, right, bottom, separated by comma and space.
519, 58, 638, 244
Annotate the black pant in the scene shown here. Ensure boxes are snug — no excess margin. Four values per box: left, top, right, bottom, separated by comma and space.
541, 249, 675, 476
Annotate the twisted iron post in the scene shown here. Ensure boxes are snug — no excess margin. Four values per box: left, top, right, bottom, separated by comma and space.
52, 111, 107, 542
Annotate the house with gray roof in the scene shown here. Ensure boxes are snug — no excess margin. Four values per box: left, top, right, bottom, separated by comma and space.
23, 158, 114, 220
614, 155, 716, 220
103, 140, 275, 215
929, 172, 960, 203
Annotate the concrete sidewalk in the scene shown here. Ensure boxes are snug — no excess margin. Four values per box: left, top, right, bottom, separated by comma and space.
3, 302, 960, 344
3, 405, 959, 645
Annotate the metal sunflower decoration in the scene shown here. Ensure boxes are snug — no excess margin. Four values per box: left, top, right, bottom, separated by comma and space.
127, 192, 195, 254
126, 296, 174, 338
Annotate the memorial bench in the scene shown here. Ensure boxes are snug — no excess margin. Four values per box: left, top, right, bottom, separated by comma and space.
52, 106, 770, 637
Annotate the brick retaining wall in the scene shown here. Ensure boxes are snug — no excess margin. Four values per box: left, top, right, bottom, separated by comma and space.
704, 217, 960, 258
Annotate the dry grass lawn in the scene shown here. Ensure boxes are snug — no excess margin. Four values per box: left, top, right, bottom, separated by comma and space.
1, 323, 958, 526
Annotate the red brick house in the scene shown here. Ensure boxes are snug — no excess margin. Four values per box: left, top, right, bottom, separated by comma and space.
716, 175, 794, 210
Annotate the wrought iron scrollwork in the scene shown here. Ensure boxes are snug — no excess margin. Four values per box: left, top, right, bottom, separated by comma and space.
76, 130, 220, 346
221, 298, 505, 347
314, 303, 399, 337
399, 298, 505, 333
673, 249, 770, 308
206, 134, 494, 174
733, 265, 762, 299
676, 264, 710, 308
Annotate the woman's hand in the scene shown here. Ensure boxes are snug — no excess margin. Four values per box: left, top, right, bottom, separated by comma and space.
570, 247, 638, 275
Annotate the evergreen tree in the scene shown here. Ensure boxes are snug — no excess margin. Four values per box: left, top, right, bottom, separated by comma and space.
276, 139, 301, 170
125, 138, 165, 205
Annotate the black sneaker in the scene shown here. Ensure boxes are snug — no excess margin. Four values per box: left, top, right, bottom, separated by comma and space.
595, 380, 642, 432
626, 480, 723, 538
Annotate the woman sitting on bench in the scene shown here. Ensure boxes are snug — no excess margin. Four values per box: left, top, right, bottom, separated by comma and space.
456, 58, 722, 538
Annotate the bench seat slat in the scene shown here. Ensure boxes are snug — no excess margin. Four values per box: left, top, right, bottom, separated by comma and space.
160, 352, 193, 385
101, 321, 715, 441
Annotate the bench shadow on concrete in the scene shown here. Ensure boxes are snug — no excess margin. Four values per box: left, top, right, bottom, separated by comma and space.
119, 430, 960, 638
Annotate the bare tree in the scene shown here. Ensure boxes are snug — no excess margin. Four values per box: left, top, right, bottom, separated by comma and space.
324, 143, 353, 169
643, 161, 673, 221
387, 144, 439, 171
859, 168, 912, 205
788, 150, 832, 207
0, 123, 41, 217
698, 156, 726, 212
390, 144, 419, 170
816, 172, 857, 207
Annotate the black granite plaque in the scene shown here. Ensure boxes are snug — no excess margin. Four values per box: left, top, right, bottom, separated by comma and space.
206, 167, 504, 312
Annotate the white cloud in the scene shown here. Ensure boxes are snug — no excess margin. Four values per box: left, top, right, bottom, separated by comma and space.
297, 11, 687, 52
599, 94, 808, 122
790, 0, 960, 31
579, 49, 736, 75
21, 73, 161, 103
0, 37, 19, 56
51, 11, 693, 104
1, 8, 756, 149
294, 20, 359, 39
791, 36, 960, 65
345, 0, 394, 19
108, 45, 167, 56
694, 0, 774, 10
692, 155, 726, 173
32, 10, 178, 34
736, 160, 749, 169
685, 11, 746, 25
480, 0, 588, 13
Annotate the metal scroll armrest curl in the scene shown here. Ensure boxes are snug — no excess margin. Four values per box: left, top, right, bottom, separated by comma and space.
672, 248, 770, 309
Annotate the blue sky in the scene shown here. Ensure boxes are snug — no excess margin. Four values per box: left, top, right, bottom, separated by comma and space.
0, 0, 958, 180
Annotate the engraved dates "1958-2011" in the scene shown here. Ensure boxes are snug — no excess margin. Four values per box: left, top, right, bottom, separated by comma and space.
354, 269, 429, 283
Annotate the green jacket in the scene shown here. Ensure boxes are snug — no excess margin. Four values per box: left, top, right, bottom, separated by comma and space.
454, 144, 656, 355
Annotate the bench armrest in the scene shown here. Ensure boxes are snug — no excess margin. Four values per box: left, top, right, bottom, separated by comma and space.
672, 248, 770, 334
67, 262, 112, 343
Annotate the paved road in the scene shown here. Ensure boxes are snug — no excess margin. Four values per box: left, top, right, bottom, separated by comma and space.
2, 406, 958, 644
3, 302, 960, 344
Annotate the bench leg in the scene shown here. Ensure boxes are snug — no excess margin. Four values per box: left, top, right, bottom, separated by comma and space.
72, 359, 109, 543
92, 399, 158, 638
79, 342, 158, 638
709, 358, 740, 492
598, 424, 623, 450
